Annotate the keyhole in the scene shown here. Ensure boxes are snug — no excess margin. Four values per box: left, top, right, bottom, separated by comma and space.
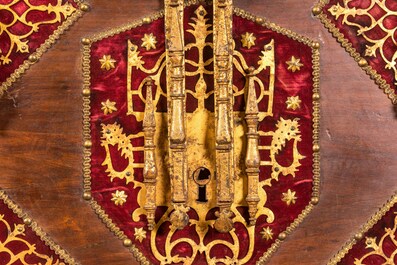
193, 167, 211, 203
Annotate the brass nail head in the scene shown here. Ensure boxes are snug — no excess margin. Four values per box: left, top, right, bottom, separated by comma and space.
278, 232, 287, 240
312, 42, 320, 49
312, 93, 320, 101
81, 38, 91, 45
23, 218, 32, 225
255, 17, 264, 24
313, 144, 320, 152
83, 192, 92, 200
84, 140, 92, 148
358, 58, 368, 67
28, 55, 38, 63
123, 239, 132, 247
354, 233, 363, 240
311, 197, 319, 205
312, 6, 321, 16
82, 88, 91, 96
80, 3, 90, 12
143, 17, 151, 24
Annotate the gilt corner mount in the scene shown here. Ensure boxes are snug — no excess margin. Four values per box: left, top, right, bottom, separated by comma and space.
82, 0, 320, 264
313, 0, 397, 104
0, 0, 89, 97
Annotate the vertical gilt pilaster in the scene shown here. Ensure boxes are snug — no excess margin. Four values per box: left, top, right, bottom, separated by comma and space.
165, 0, 189, 230
213, 0, 235, 233
245, 67, 260, 226
143, 77, 157, 230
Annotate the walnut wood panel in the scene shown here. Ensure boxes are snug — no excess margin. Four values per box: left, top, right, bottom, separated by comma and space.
0, 1, 396, 264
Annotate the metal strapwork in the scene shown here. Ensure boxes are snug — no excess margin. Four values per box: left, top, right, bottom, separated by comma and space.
165, 0, 190, 230
213, 0, 235, 233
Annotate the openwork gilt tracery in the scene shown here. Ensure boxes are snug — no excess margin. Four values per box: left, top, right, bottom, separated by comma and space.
87, 1, 319, 264
328, 0, 397, 83
0, 0, 76, 65
99, 4, 303, 263
0, 216, 65, 265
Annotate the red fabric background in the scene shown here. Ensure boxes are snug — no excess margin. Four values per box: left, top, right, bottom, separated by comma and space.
89, 4, 315, 264
0, 199, 64, 264
0, 0, 78, 86
338, 203, 397, 265
322, 0, 397, 98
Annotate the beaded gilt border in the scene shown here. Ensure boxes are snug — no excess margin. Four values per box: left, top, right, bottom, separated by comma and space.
0, 0, 90, 98
313, 0, 397, 105
0, 189, 79, 265
328, 192, 397, 265
81, 1, 320, 264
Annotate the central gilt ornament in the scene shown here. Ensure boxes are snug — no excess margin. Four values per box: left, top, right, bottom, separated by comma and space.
82, 0, 320, 264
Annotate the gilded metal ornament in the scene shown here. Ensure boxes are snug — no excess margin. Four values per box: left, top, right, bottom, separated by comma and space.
99, 55, 117, 70
0, 0, 76, 65
101, 99, 117, 114
0, 220, 64, 265
165, 0, 190, 230
286, 96, 302, 110
83, 1, 320, 264
0, 0, 85, 97
261, 227, 273, 241
141, 33, 158, 51
328, 1, 397, 80
134, 227, 147, 243
315, 0, 397, 104
111, 190, 128, 206
241, 32, 257, 49
0, 191, 77, 265
213, 0, 235, 233
143, 78, 158, 230
245, 67, 261, 226
328, 194, 397, 265
281, 189, 297, 206
286, 56, 304, 72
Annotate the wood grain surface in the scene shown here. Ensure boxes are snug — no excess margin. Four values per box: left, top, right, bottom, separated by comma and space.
1, 0, 397, 264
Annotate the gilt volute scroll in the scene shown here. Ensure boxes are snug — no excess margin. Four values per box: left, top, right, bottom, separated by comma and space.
82, 0, 320, 264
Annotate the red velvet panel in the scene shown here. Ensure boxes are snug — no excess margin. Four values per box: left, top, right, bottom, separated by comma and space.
322, 0, 397, 100
0, 0, 78, 88
88, 3, 316, 264
0, 197, 65, 264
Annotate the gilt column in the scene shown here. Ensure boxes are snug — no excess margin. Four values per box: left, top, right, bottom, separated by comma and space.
213, 0, 235, 233
245, 67, 260, 226
143, 78, 158, 230
165, 0, 189, 230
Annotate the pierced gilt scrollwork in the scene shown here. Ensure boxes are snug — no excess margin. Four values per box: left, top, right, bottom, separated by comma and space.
328, 0, 397, 83
261, 118, 305, 185
234, 39, 275, 120
100, 122, 147, 221
0, 215, 65, 265
126, 41, 166, 121
98, 4, 308, 264
355, 214, 397, 265
0, 0, 76, 65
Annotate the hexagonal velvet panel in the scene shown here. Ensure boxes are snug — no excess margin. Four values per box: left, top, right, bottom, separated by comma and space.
82, 2, 320, 264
